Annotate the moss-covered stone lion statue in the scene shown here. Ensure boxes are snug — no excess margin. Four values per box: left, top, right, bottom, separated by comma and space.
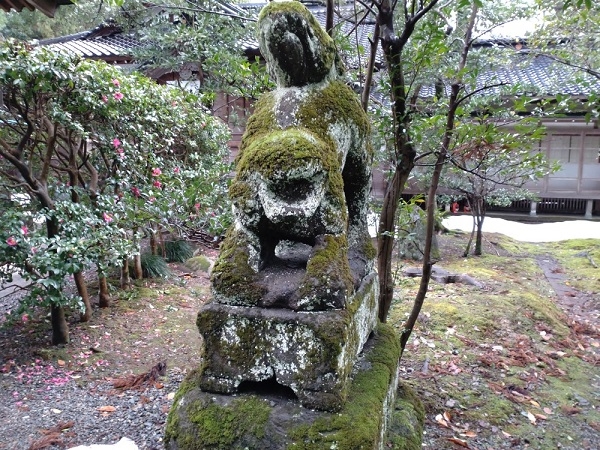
211, 1, 374, 311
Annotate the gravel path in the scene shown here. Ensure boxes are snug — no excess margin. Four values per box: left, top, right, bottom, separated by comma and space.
0, 261, 207, 450
0, 362, 184, 450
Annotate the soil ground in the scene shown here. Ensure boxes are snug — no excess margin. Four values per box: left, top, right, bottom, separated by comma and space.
0, 233, 598, 449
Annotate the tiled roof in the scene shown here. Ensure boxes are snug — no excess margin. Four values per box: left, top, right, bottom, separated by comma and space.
38, 23, 142, 62
0, 0, 72, 17
37, 2, 599, 98
418, 49, 600, 99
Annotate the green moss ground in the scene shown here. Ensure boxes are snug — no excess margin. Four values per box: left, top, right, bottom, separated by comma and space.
389, 231, 599, 449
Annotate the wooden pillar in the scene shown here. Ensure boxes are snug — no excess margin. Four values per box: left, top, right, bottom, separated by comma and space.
530, 201, 537, 216
585, 200, 593, 219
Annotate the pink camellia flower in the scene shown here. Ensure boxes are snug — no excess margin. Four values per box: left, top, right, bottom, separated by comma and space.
194, 203, 200, 210
112, 79, 120, 87
101, 95, 108, 103
153, 180, 162, 188
6, 236, 17, 247
113, 92, 124, 101
131, 187, 141, 198
174, 167, 180, 174
21, 225, 28, 236
151, 168, 162, 177
102, 212, 113, 223
112, 138, 121, 148
148, 197, 156, 203
21, 314, 28, 323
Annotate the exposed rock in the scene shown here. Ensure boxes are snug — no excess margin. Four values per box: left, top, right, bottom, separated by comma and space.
403, 266, 485, 288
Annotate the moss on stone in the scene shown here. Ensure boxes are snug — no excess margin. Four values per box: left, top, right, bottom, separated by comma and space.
388, 382, 425, 450
237, 128, 332, 180
166, 391, 271, 450
287, 323, 404, 449
297, 81, 370, 150
237, 93, 277, 153
185, 255, 212, 273
300, 234, 354, 307
210, 228, 265, 305
164, 369, 204, 447
364, 237, 377, 261
258, 1, 331, 46
258, 1, 338, 87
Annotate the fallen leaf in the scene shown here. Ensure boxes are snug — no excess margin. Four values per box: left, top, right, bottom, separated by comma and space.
154, 382, 164, 389
527, 411, 536, 424
447, 437, 470, 448
51, 408, 61, 414
461, 430, 477, 438
533, 413, 547, 421
443, 411, 452, 423
57, 360, 65, 367
97, 406, 116, 413
501, 430, 512, 438
529, 399, 541, 408
167, 392, 175, 400
435, 414, 450, 428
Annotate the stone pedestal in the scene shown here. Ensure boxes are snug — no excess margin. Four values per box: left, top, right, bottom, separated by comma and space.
165, 324, 422, 450
197, 272, 378, 411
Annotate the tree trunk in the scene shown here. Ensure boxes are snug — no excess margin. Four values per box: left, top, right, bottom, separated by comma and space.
399, 2, 479, 356
375, 0, 421, 322
134, 254, 143, 279
150, 230, 158, 256
98, 275, 110, 308
121, 258, 131, 289
464, 199, 476, 257
51, 304, 69, 345
474, 199, 486, 256
74, 271, 92, 322
377, 169, 411, 322
46, 215, 71, 344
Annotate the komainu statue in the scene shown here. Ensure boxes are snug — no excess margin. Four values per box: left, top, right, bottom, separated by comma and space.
211, 0, 374, 311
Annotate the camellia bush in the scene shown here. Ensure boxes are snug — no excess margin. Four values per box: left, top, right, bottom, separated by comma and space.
0, 39, 231, 344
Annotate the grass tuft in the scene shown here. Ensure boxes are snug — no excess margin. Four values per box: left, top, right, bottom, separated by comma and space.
140, 253, 171, 278
164, 240, 195, 263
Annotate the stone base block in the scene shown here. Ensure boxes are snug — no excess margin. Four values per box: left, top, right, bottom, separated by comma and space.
165, 324, 423, 450
196, 272, 378, 411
